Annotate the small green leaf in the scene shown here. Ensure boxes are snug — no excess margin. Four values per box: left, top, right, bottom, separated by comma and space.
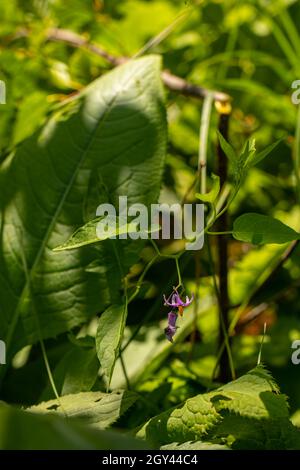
247, 139, 282, 167
53, 216, 160, 251
233, 213, 300, 245
196, 174, 220, 203
96, 304, 128, 387
240, 137, 256, 162
217, 130, 237, 162
233, 138, 255, 185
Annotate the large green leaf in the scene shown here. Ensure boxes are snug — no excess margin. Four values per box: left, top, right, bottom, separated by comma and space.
233, 213, 300, 244
137, 366, 300, 449
0, 55, 166, 368
138, 392, 220, 446
29, 390, 137, 429
0, 403, 147, 450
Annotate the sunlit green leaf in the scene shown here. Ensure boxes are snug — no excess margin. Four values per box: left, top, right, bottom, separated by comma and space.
0, 55, 166, 361
138, 366, 300, 449
29, 390, 137, 429
247, 139, 282, 167
233, 213, 300, 244
217, 130, 237, 162
54, 216, 160, 251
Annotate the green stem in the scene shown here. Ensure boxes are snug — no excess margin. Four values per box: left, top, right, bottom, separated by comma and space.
175, 257, 182, 288
198, 93, 214, 193
128, 254, 159, 304
39, 336, 62, 403
149, 238, 183, 260
268, 16, 298, 69
19, 237, 64, 412
120, 353, 131, 390
215, 183, 231, 213
279, 8, 300, 55
257, 322, 267, 366
133, 6, 192, 58
212, 184, 239, 224
217, 25, 238, 80
207, 231, 233, 235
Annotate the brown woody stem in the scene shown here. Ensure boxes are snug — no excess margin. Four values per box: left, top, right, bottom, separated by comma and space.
216, 110, 231, 383
7, 27, 231, 104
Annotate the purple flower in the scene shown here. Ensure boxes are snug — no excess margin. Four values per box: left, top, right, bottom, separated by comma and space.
164, 326, 177, 342
163, 289, 194, 316
168, 311, 178, 328
164, 311, 178, 342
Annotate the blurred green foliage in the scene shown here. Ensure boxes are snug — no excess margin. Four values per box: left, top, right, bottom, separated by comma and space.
1, 0, 300, 450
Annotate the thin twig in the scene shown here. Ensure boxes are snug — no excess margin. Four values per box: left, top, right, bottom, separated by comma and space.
257, 323, 267, 366
120, 353, 131, 390
175, 257, 182, 288
161, 71, 230, 103
237, 278, 300, 329
237, 302, 269, 328
133, 7, 192, 58
47, 28, 125, 66
7, 28, 231, 103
